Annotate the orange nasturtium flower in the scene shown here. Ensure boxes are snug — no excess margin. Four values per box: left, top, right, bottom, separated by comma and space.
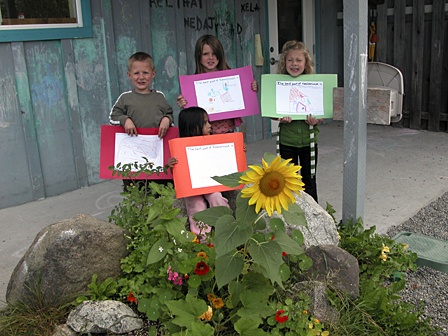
197, 251, 208, 260
198, 306, 213, 321
211, 298, 225, 309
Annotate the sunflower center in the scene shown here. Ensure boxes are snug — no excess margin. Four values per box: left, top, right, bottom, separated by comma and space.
259, 171, 286, 197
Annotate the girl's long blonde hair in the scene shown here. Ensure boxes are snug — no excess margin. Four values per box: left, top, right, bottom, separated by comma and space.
277, 41, 315, 75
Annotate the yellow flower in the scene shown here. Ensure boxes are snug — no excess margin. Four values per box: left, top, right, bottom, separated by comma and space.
382, 244, 390, 253
402, 243, 409, 250
198, 305, 213, 321
302, 310, 308, 315
321, 331, 330, 336
211, 298, 225, 309
197, 251, 208, 260
239, 156, 304, 216
314, 318, 320, 324
379, 252, 387, 262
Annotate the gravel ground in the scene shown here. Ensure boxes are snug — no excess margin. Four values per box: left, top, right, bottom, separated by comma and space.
387, 191, 448, 335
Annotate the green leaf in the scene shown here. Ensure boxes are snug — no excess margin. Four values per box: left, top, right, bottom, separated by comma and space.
187, 274, 202, 288
241, 272, 275, 298
263, 152, 278, 164
212, 172, 244, 187
228, 280, 246, 308
291, 229, 305, 245
282, 203, 307, 226
234, 317, 264, 334
235, 192, 259, 227
269, 218, 285, 232
298, 254, 313, 271
272, 230, 304, 255
215, 251, 244, 288
214, 215, 253, 257
146, 238, 170, 265
279, 263, 291, 281
165, 218, 190, 244
193, 206, 234, 227
191, 321, 215, 336
248, 239, 284, 287
238, 290, 274, 319
166, 294, 207, 328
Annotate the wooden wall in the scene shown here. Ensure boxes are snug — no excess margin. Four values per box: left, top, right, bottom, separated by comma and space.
327, 0, 448, 131
0, 0, 270, 210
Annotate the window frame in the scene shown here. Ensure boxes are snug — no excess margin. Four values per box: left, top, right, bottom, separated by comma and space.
0, 0, 92, 42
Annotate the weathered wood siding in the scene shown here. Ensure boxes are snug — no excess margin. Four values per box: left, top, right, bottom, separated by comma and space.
0, 0, 270, 209
318, 0, 448, 131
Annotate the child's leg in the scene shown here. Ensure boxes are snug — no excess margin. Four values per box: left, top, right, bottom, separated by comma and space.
203, 192, 229, 208
297, 145, 318, 202
184, 195, 210, 237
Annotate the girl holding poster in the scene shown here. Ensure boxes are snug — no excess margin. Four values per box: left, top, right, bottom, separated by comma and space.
176, 35, 258, 134
276, 41, 323, 202
167, 106, 230, 242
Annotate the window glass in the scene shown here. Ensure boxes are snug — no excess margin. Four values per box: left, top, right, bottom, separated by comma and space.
0, 0, 77, 27
0, 0, 92, 42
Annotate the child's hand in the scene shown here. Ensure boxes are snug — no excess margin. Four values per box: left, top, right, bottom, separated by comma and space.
251, 80, 258, 92
177, 94, 187, 108
305, 114, 323, 126
278, 116, 292, 123
167, 157, 178, 167
124, 118, 138, 136
158, 116, 171, 138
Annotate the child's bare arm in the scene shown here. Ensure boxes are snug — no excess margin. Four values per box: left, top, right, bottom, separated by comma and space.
158, 116, 171, 138
124, 118, 138, 136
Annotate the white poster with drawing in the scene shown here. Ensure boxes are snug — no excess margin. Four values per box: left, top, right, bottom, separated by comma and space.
194, 75, 245, 115
185, 142, 237, 189
275, 81, 324, 115
114, 133, 163, 168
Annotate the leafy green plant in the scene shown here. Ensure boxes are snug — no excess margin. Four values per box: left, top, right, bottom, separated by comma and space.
326, 218, 440, 336
74, 274, 118, 304
108, 153, 329, 335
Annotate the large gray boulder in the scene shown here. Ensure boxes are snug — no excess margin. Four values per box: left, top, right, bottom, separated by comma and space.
6, 214, 130, 307
264, 191, 339, 248
301, 244, 360, 298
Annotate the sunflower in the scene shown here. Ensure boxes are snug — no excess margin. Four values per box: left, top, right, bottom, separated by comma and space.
239, 156, 304, 216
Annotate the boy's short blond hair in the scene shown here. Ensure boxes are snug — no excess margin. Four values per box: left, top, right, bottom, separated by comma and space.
128, 52, 154, 71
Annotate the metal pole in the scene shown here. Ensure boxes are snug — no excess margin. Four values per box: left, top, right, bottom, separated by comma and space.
342, 0, 368, 224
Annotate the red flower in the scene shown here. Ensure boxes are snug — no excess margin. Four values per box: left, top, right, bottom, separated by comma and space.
207, 243, 214, 248
270, 235, 275, 241
194, 261, 210, 276
275, 309, 288, 323
282, 252, 287, 257
127, 292, 137, 304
